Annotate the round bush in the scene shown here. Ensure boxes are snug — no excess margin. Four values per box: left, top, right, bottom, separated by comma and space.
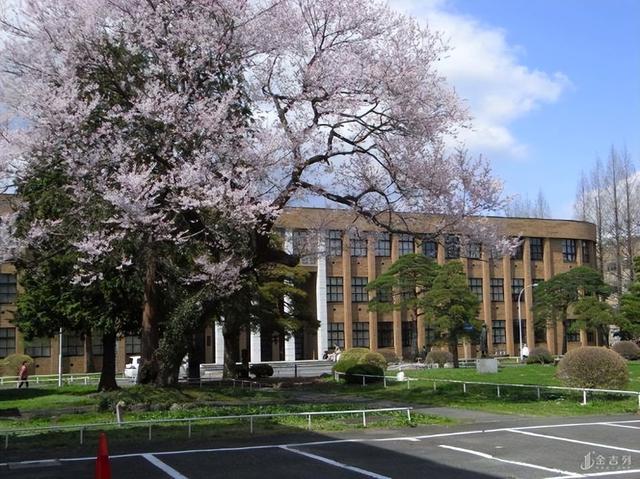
249, 363, 274, 378
612, 341, 640, 360
344, 364, 384, 384
426, 350, 453, 367
333, 348, 387, 374
556, 346, 629, 389
0, 354, 34, 377
526, 347, 553, 364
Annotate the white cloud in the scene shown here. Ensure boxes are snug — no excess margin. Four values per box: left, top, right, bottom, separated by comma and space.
389, 0, 571, 158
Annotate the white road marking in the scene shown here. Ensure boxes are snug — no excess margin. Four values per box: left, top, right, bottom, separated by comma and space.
142, 454, 189, 479
546, 467, 640, 478
438, 444, 582, 477
600, 423, 640, 430
280, 446, 391, 479
507, 429, 640, 454
485, 419, 640, 433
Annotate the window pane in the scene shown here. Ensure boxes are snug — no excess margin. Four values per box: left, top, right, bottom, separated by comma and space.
351, 277, 368, 302
398, 234, 414, 256
0, 327, 16, 358
490, 279, 504, 301
377, 322, 394, 348
0, 274, 17, 304
445, 235, 460, 259
492, 320, 506, 344
562, 239, 576, 262
465, 242, 481, 260
511, 278, 524, 302
375, 233, 391, 257
530, 238, 543, 261
468, 278, 483, 301
328, 323, 345, 349
327, 277, 344, 302
422, 240, 438, 259
352, 322, 369, 348
62, 334, 84, 356
350, 234, 367, 257
125, 336, 142, 355
25, 337, 51, 357
402, 321, 417, 348
327, 230, 343, 256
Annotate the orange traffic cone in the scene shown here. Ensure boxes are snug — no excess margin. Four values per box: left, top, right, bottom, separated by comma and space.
95, 432, 112, 479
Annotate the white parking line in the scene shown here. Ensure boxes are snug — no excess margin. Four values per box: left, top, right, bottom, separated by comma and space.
438, 445, 582, 477
600, 423, 640, 430
280, 446, 391, 479
142, 454, 189, 479
546, 467, 640, 478
507, 429, 640, 454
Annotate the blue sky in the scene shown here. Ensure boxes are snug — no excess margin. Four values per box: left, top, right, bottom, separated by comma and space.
390, 0, 640, 219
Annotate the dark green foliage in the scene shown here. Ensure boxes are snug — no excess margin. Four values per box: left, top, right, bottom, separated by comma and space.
426, 350, 453, 367
0, 354, 34, 376
361, 352, 388, 370
333, 357, 359, 374
556, 346, 629, 389
344, 364, 384, 384
620, 257, 640, 338
249, 364, 274, 378
339, 348, 371, 363
612, 341, 640, 360
526, 347, 553, 364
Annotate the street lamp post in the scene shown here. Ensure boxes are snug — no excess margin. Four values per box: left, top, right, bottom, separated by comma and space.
517, 283, 538, 361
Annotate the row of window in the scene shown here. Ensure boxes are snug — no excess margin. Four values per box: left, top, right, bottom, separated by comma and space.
327, 320, 586, 349
326, 276, 542, 303
0, 328, 142, 358
324, 232, 590, 264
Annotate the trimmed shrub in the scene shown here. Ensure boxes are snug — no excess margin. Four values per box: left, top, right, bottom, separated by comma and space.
333, 348, 387, 374
612, 341, 640, 360
426, 350, 453, 367
0, 354, 34, 377
344, 364, 384, 384
378, 349, 400, 364
556, 346, 629, 389
249, 363, 274, 378
526, 347, 553, 364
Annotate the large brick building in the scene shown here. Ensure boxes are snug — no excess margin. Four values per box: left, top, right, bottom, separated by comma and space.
0, 206, 597, 374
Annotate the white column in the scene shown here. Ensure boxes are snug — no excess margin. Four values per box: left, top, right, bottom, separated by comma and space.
283, 229, 296, 361
316, 235, 328, 357
250, 329, 261, 363
214, 321, 225, 364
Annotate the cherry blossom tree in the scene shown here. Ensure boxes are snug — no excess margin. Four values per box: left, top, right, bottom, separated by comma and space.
1, 0, 511, 382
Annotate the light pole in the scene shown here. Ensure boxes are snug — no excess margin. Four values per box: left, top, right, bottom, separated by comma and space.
517, 283, 538, 361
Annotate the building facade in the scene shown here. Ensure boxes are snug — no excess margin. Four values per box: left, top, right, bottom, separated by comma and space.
0, 207, 597, 374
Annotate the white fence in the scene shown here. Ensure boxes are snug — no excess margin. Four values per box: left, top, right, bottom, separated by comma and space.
334, 371, 640, 408
0, 372, 101, 387
1, 406, 413, 449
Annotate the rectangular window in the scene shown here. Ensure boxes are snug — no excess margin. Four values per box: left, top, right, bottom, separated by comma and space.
468, 278, 483, 301
0, 274, 17, 304
512, 278, 525, 302
350, 233, 367, 257
511, 240, 523, 260
375, 233, 391, 257
425, 325, 436, 347
492, 320, 506, 344
530, 238, 543, 261
422, 240, 438, 259
465, 242, 482, 260
582, 240, 591, 264
327, 230, 343, 257
513, 319, 526, 345
0, 327, 16, 358
62, 334, 84, 357
328, 323, 345, 349
352, 322, 369, 348
25, 337, 51, 357
378, 322, 394, 348
445, 235, 460, 259
399, 234, 414, 256
91, 334, 103, 356
125, 336, 142, 355
376, 287, 392, 303
567, 330, 580, 342
351, 277, 368, 302
327, 277, 344, 302
402, 321, 417, 348
490, 278, 504, 301
563, 239, 577, 262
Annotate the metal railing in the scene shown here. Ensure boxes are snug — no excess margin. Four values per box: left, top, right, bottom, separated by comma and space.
1, 406, 413, 449
0, 372, 101, 387
334, 371, 640, 408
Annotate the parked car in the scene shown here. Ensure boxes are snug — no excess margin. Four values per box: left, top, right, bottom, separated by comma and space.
124, 355, 141, 380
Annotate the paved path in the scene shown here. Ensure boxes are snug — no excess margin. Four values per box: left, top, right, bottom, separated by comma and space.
3, 415, 640, 478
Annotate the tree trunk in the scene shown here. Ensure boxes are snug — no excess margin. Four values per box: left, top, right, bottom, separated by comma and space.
449, 336, 460, 368
223, 328, 239, 378
98, 332, 119, 391
188, 329, 205, 380
84, 332, 95, 373
138, 255, 160, 384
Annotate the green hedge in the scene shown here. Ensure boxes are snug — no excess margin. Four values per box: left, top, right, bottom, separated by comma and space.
556, 346, 629, 389
333, 348, 387, 374
344, 364, 384, 384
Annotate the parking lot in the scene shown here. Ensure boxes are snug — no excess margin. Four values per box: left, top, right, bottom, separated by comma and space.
3, 417, 640, 478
